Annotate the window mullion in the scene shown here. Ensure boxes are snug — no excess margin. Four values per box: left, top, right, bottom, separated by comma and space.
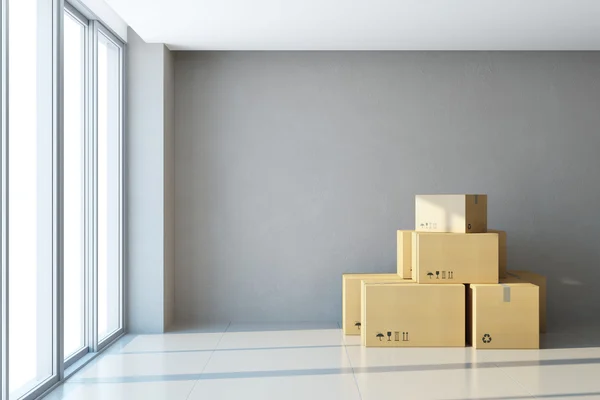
54, 0, 66, 382
0, 0, 9, 398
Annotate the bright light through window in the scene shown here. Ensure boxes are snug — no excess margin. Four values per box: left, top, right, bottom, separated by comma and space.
63, 11, 86, 360
97, 32, 121, 341
2, 2, 125, 397
8, 0, 54, 397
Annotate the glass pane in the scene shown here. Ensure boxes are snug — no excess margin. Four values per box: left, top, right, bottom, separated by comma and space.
8, 0, 54, 397
97, 32, 121, 340
63, 11, 86, 360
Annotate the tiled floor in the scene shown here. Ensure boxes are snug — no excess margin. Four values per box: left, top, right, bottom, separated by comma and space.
44, 323, 600, 400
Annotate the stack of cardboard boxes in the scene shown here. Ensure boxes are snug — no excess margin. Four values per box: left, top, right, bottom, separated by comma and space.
342, 194, 547, 349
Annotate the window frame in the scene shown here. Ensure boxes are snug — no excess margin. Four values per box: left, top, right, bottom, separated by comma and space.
0, 0, 127, 398
1, 0, 9, 398
65, 0, 127, 373
63, 3, 89, 369
2, 1, 63, 399
93, 20, 125, 351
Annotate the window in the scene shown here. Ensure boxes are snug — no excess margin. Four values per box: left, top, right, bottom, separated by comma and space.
7, 0, 54, 398
1, 1, 126, 398
63, 9, 87, 361
97, 30, 122, 342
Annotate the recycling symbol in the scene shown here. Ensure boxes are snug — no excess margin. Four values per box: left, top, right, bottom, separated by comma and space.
482, 334, 492, 344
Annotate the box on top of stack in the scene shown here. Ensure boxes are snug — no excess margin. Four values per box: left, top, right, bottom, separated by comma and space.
415, 194, 487, 233
343, 193, 545, 350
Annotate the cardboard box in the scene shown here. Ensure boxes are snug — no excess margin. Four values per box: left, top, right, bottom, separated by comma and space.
415, 194, 487, 233
361, 282, 465, 347
488, 229, 507, 278
342, 274, 411, 335
469, 282, 539, 349
397, 230, 413, 279
412, 232, 499, 284
503, 270, 547, 333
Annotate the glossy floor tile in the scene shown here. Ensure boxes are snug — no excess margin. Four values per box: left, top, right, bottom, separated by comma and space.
188, 374, 362, 400
43, 381, 197, 400
120, 331, 224, 353
217, 322, 344, 350
43, 323, 600, 400
69, 351, 214, 382
476, 332, 600, 399
204, 346, 352, 374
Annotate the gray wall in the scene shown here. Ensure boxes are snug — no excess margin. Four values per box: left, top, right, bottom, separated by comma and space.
174, 52, 600, 329
126, 28, 174, 333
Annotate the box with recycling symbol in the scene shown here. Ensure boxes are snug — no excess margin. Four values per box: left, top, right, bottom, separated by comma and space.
468, 282, 539, 349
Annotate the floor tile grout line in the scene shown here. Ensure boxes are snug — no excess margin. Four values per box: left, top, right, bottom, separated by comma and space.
338, 321, 363, 400
492, 361, 538, 399
183, 321, 232, 400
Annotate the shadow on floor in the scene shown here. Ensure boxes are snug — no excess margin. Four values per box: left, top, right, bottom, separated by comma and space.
120, 344, 359, 355
68, 356, 600, 384
166, 321, 342, 333
443, 393, 600, 400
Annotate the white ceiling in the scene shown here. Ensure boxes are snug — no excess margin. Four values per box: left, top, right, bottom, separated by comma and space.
104, 0, 600, 50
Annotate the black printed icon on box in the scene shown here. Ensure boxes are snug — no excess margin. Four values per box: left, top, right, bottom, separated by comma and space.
354, 322, 361, 330
376, 333, 385, 341
436, 271, 440, 279
427, 272, 434, 279
448, 271, 454, 279
402, 332, 409, 341
442, 271, 446, 279
394, 332, 400, 341
387, 332, 392, 341
482, 334, 492, 344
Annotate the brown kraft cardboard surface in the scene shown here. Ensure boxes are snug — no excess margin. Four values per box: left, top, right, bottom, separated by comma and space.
361, 282, 465, 347
470, 282, 539, 349
412, 232, 499, 284
342, 273, 412, 335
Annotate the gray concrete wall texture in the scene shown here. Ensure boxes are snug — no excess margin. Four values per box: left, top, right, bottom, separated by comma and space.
173, 52, 600, 329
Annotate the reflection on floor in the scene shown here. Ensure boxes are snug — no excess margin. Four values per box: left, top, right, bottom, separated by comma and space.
43, 322, 600, 400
